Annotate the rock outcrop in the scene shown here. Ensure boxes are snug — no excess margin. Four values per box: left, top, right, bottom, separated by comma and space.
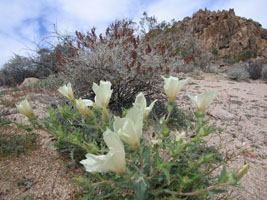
174, 9, 267, 59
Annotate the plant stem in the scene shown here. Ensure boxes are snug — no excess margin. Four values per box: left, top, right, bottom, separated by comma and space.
163, 183, 229, 196
126, 159, 142, 174
139, 147, 144, 174
147, 154, 172, 180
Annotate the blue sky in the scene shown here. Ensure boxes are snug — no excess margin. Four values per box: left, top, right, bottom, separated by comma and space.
0, 0, 266, 68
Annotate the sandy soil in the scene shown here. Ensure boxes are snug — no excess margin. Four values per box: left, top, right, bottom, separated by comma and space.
0, 72, 266, 199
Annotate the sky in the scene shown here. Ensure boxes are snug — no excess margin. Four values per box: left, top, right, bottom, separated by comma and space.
0, 0, 266, 68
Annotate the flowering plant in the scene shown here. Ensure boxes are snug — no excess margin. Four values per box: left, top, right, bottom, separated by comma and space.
15, 77, 248, 199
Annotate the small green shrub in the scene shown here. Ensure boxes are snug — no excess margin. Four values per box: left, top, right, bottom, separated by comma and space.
0, 132, 38, 157
227, 67, 250, 81
245, 60, 264, 80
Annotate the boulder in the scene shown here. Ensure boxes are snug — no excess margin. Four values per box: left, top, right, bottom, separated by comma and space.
19, 77, 40, 88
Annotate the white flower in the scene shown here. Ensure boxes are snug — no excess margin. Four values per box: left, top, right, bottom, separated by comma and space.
188, 91, 218, 114
92, 81, 113, 108
80, 129, 125, 173
133, 93, 157, 120
162, 76, 188, 102
16, 99, 34, 118
58, 83, 74, 100
75, 98, 93, 117
113, 106, 143, 148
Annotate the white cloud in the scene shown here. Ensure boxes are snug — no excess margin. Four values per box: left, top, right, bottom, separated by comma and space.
0, 36, 35, 66
145, 0, 203, 22
0, 0, 266, 68
214, 0, 267, 27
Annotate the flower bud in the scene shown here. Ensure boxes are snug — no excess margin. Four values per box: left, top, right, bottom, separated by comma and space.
133, 92, 157, 121
58, 83, 74, 100
16, 99, 34, 119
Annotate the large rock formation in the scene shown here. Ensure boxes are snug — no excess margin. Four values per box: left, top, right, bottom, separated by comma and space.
174, 9, 267, 59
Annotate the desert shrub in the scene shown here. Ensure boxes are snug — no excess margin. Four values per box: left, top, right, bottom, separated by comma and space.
0, 48, 61, 86
0, 55, 36, 86
245, 60, 264, 80
224, 50, 258, 64
206, 65, 219, 73
32, 48, 59, 78
261, 66, 267, 80
57, 20, 176, 113
226, 67, 250, 81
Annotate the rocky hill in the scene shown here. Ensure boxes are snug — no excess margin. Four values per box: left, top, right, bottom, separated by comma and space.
154, 9, 267, 62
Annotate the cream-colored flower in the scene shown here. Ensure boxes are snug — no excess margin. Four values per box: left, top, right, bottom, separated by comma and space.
16, 99, 34, 118
162, 76, 188, 102
188, 91, 218, 113
80, 129, 125, 173
113, 106, 143, 148
75, 98, 93, 117
58, 83, 74, 100
92, 81, 112, 108
133, 93, 157, 120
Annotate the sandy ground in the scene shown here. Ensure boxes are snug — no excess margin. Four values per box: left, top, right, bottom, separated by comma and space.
0, 72, 266, 199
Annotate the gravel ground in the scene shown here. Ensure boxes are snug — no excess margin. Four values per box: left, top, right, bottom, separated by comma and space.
0, 72, 266, 199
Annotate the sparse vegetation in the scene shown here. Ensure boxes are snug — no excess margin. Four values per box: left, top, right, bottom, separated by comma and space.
227, 67, 250, 81
223, 50, 258, 64
0, 118, 38, 157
